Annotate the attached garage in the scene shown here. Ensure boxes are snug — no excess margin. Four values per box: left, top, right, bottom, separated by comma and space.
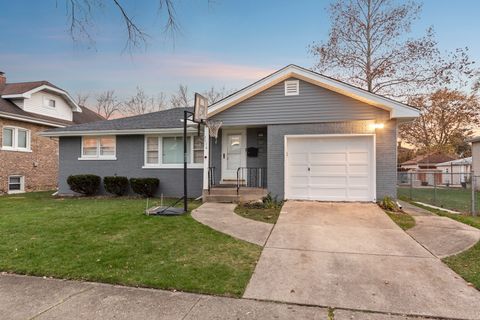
285, 135, 375, 202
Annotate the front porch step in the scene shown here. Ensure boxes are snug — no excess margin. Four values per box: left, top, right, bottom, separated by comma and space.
203, 188, 268, 203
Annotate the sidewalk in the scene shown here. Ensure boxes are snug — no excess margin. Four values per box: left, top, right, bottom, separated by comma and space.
1, 273, 437, 320
400, 201, 480, 258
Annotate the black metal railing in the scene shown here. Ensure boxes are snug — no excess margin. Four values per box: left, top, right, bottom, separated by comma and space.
208, 167, 216, 193
236, 167, 267, 193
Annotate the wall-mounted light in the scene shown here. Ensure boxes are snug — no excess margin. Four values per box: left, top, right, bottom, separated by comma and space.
370, 123, 385, 130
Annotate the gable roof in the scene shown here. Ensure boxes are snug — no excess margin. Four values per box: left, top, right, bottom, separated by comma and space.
401, 153, 457, 166
0, 95, 103, 127
40, 107, 193, 137
0, 81, 81, 112
207, 64, 420, 120
0, 80, 92, 127
436, 157, 472, 167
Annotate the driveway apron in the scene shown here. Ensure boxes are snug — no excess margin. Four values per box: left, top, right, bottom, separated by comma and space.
243, 201, 480, 320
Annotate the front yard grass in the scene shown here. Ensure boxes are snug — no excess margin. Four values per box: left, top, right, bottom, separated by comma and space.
397, 186, 479, 213
234, 204, 281, 224
385, 211, 416, 230
0, 192, 262, 297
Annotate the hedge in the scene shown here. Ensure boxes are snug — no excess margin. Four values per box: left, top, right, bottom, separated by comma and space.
129, 178, 159, 197
67, 174, 101, 195
103, 176, 129, 196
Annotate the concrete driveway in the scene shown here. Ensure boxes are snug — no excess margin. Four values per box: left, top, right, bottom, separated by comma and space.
243, 201, 480, 320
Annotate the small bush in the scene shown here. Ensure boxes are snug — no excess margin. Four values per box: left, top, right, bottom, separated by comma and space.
103, 176, 129, 196
67, 174, 101, 195
378, 196, 399, 212
262, 193, 284, 209
129, 178, 159, 197
243, 201, 265, 209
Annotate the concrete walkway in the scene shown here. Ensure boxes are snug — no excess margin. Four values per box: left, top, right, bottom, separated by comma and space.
192, 203, 273, 246
244, 201, 480, 320
398, 200, 433, 216
400, 201, 480, 258
0, 273, 440, 320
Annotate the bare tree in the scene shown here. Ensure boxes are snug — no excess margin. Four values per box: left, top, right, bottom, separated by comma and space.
170, 84, 191, 108
202, 86, 233, 105
123, 86, 168, 115
75, 93, 90, 106
309, 0, 475, 98
399, 89, 480, 154
95, 90, 122, 119
63, 0, 179, 51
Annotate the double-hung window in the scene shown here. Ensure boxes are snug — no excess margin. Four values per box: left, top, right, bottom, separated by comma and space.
80, 136, 116, 160
2, 126, 30, 152
144, 135, 204, 168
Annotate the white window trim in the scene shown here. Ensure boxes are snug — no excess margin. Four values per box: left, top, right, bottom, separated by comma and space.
78, 136, 117, 160
43, 96, 56, 109
1, 126, 31, 152
8, 175, 25, 194
284, 79, 299, 96
142, 135, 203, 169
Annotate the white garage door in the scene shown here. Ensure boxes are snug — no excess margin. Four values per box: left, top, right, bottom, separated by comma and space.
285, 135, 375, 201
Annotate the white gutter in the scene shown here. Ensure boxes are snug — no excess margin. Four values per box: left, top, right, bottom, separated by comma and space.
0, 112, 67, 128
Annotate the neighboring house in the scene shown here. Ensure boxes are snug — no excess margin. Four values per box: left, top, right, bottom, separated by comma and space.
398, 152, 458, 186
0, 71, 103, 194
436, 157, 472, 186
42, 65, 419, 201
399, 152, 457, 171
470, 137, 480, 188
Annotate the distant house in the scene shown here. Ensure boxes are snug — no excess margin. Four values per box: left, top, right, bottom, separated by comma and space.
398, 152, 458, 186
42, 64, 420, 202
399, 153, 457, 171
0, 71, 103, 194
436, 157, 472, 186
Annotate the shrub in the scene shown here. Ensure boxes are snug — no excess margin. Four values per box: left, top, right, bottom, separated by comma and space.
378, 196, 399, 212
262, 193, 284, 209
67, 174, 101, 195
103, 176, 129, 196
129, 178, 159, 197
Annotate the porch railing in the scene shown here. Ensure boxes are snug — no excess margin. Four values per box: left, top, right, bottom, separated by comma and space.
208, 167, 215, 194
236, 167, 267, 193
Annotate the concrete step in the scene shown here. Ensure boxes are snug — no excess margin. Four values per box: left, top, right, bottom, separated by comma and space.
209, 187, 267, 196
203, 188, 268, 203
203, 195, 240, 203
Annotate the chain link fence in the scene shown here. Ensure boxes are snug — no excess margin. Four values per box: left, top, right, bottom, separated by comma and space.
397, 171, 479, 216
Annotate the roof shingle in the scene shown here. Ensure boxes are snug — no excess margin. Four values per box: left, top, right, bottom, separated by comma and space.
45, 107, 192, 133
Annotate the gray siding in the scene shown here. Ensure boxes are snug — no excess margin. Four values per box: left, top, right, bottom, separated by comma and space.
246, 127, 267, 169
58, 136, 203, 197
267, 120, 397, 200
211, 78, 389, 126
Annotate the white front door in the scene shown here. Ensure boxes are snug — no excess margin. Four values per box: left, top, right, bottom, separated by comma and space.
285, 135, 375, 201
221, 129, 246, 180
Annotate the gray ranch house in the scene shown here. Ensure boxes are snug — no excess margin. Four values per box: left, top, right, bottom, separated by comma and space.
42, 65, 419, 201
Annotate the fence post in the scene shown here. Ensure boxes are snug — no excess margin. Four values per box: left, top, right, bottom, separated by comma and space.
472, 174, 477, 217
433, 172, 437, 206
409, 172, 413, 200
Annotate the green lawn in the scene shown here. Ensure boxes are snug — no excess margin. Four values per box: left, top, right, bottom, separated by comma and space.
397, 186, 479, 213
0, 192, 262, 297
443, 242, 480, 289
386, 211, 416, 230
234, 204, 281, 224
402, 200, 480, 289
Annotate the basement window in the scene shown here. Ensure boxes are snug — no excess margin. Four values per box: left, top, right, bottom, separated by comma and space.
284, 80, 299, 96
8, 176, 24, 194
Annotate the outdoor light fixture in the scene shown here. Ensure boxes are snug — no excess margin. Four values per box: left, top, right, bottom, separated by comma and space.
371, 123, 385, 130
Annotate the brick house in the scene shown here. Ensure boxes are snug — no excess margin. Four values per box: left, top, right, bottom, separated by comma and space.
0, 71, 103, 194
